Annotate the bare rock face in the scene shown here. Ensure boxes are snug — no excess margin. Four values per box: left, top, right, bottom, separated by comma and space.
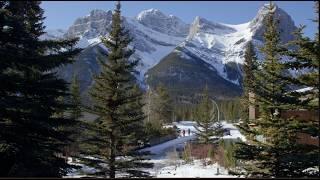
64, 9, 113, 39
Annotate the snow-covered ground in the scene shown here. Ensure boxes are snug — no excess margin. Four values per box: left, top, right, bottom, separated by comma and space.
142, 120, 245, 155
171, 120, 246, 141
64, 157, 98, 178
156, 160, 236, 178
64, 120, 245, 178
139, 135, 196, 156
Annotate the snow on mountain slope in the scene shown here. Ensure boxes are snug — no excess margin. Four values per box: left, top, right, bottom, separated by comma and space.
40, 29, 66, 40
51, 4, 299, 102
136, 8, 189, 37
59, 8, 188, 83
125, 17, 186, 80
179, 18, 252, 85
171, 3, 296, 85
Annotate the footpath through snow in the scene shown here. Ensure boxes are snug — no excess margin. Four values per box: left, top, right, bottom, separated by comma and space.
139, 135, 196, 155
140, 120, 247, 155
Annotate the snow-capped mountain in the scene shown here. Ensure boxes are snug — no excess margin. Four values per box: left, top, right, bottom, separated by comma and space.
46, 4, 297, 102
155, 3, 297, 87
57, 8, 188, 83
145, 4, 297, 101
135, 8, 189, 37
40, 29, 66, 40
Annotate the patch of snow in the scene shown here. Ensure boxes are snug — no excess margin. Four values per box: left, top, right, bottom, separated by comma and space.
182, 20, 253, 85
88, 37, 102, 45
139, 135, 196, 155
65, 157, 98, 178
173, 120, 246, 142
293, 87, 313, 93
302, 166, 319, 175
156, 160, 237, 178
141, 120, 246, 156
75, 36, 90, 48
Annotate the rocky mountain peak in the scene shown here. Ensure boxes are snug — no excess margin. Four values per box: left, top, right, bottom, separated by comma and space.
187, 16, 236, 40
135, 8, 189, 37
64, 9, 113, 39
249, 3, 296, 43
136, 8, 165, 20
89, 9, 112, 17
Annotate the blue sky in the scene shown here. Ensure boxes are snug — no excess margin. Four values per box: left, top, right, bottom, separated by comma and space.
41, 1, 317, 38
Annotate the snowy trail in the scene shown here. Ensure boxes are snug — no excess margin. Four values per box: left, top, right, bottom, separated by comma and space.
139, 134, 196, 155
140, 120, 246, 156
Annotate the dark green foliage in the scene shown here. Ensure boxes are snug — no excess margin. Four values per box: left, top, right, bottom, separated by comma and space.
84, 2, 152, 178
220, 140, 237, 170
239, 41, 258, 121
193, 86, 224, 144
219, 98, 241, 122
235, 2, 319, 178
276, 1, 319, 177
173, 103, 197, 121
149, 83, 173, 124
0, 1, 81, 177
143, 85, 176, 145
235, 3, 299, 177
66, 74, 83, 157
70, 74, 82, 121
242, 41, 258, 94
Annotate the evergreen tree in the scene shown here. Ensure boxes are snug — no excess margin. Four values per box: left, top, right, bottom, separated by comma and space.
240, 41, 258, 121
70, 74, 82, 121
67, 74, 83, 157
153, 83, 173, 124
275, 1, 319, 176
143, 83, 173, 140
219, 99, 241, 122
221, 140, 237, 170
0, 1, 81, 177
86, 1, 152, 178
193, 86, 223, 144
280, 4, 319, 108
234, 2, 303, 177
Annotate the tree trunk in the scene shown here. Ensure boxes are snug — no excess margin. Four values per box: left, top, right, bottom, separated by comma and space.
109, 132, 116, 178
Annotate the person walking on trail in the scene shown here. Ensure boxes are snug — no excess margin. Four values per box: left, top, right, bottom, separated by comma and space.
188, 128, 191, 136
182, 129, 185, 137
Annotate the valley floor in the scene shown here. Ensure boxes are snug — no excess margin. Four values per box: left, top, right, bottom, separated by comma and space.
64, 121, 245, 178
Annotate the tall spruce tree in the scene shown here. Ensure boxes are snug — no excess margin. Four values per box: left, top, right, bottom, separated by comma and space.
0, 1, 81, 177
153, 84, 173, 124
67, 74, 83, 157
70, 74, 82, 121
86, 1, 152, 178
234, 2, 303, 177
193, 86, 223, 144
235, 41, 259, 159
275, 1, 319, 176
240, 41, 258, 121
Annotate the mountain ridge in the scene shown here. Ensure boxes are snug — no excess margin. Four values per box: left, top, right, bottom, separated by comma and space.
42, 4, 297, 102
